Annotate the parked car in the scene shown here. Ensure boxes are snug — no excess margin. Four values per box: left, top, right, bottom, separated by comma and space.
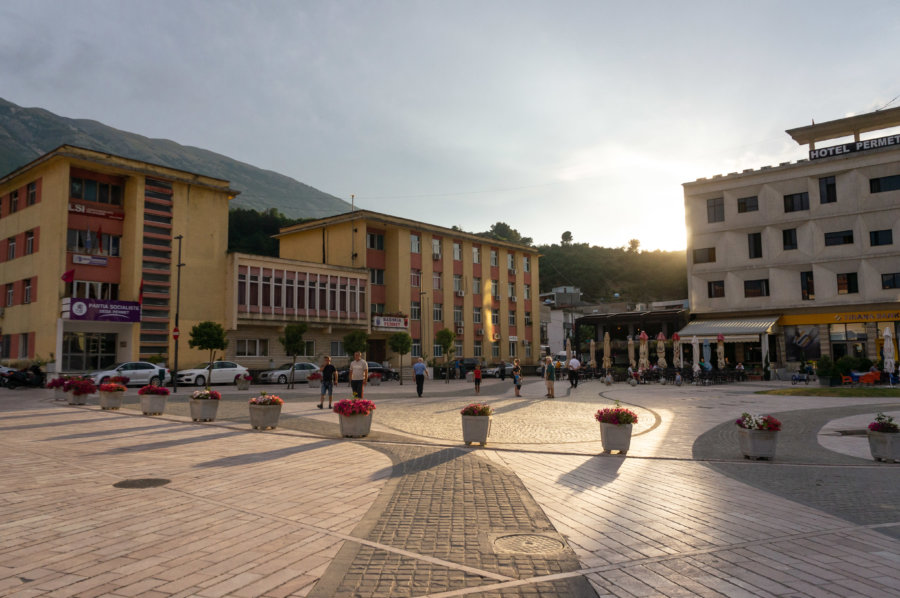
90, 361, 171, 387
176, 361, 248, 386
258, 362, 320, 384
337, 361, 399, 382
484, 362, 515, 378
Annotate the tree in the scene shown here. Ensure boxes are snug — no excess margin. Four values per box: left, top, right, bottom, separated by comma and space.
188, 321, 228, 389
434, 328, 456, 383
627, 238, 641, 253
561, 231, 573, 246
476, 222, 533, 246
387, 332, 412, 386
343, 330, 369, 357
278, 323, 308, 389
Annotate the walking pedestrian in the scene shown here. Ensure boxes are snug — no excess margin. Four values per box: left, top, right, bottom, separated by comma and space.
349, 351, 368, 398
413, 357, 428, 397
512, 358, 522, 397
318, 355, 337, 409
544, 356, 555, 398
568, 356, 581, 388
473, 364, 482, 395
499, 362, 506, 382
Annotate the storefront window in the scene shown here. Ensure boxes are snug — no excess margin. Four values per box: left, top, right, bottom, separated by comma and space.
829, 323, 866, 359
62, 332, 118, 371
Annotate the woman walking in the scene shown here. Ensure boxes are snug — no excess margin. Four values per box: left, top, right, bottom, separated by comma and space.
512, 358, 522, 397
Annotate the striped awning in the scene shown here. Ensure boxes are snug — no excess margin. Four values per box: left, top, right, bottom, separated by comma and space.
676, 317, 779, 342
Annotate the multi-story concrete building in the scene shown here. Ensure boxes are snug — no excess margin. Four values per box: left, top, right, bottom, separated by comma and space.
276, 210, 542, 366
0, 145, 237, 370
682, 108, 900, 369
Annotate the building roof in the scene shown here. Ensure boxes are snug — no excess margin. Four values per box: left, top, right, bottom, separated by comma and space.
276, 209, 539, 254
786, 106, 900, 147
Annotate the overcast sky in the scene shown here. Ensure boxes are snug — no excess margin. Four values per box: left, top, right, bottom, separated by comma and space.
3, 1, 900, 251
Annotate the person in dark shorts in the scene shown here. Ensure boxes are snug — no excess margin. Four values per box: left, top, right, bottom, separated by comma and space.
512, 358, 522, 397
473, 364, 482, 395
318, 355, 337, 409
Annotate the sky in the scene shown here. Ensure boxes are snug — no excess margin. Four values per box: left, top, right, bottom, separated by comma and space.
3, 0, 900, 252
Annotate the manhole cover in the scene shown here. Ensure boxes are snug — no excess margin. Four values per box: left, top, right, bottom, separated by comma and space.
113, 478, 171, 489
494, 534, 565, 554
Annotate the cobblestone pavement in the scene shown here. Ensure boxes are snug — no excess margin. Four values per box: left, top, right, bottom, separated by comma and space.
1, 377, 899, 597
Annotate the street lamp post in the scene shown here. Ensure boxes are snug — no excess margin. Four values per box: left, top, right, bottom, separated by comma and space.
172, 235, 185, 393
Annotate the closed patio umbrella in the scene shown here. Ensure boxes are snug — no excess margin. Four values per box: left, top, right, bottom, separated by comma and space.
628, 335, 635, 369
603, 332, 612, 370
638, 331, 650, 371
656, 332, 667, 369
692, 336, 700, 374
717, 333, 726, 370
565, 337, 572, 368
589, 339, 597, 370
884, 326, 895, 383
672, 333, 682, 368
702, 339, 711, 368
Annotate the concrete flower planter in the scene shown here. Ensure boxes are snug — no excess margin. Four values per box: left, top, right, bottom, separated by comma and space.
190, 399, 219, 422
236, 379, 251, 391
140, 395, 168, 416
67, 391, 88, 405
599, 422, 632, 454
249, 404, 281, 430
98, 391, 124, 410
738, 428, 778, 460
868, 431, 900, 463
461, 415, 491, 446
339, 412, 373, 438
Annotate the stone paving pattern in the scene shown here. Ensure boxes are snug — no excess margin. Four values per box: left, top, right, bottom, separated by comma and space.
1, 376, 899, 597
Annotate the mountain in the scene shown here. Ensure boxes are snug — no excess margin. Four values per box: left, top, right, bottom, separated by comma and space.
0, 98, 351, 219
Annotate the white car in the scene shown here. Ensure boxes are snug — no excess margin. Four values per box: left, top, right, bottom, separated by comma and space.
90, 362, 171, 387
176, 361, 248, 386
258, 362, 320, 384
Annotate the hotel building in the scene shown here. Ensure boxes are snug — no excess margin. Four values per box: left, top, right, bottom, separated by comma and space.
682, 108, 900, 368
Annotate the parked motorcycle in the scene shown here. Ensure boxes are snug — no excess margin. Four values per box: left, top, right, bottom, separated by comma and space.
4, 366, 46, 389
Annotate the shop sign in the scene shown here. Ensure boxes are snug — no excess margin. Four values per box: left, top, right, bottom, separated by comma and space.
73, 254, 108, 266
373, 315, 408, 329
809, 132, 900, 160
68, 202, 124, 220
781, 311, 900, 325
68, 298, 141, 322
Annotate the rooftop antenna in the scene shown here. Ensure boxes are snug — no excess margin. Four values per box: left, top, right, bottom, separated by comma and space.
351, 194, 355, 211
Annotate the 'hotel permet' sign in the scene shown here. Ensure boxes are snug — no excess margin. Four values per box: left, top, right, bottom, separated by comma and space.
810, 132, 900, 160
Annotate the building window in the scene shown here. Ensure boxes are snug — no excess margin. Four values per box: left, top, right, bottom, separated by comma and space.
5, 283, 13, 306
236, 339, 270, 357
748, 232, 762, 259
453, 274, 463, 292
491, 280, 500, 298
433, 272, 442, 290
472, 277, 481, 295
411, 301, 421, 320
369, 269, 384, 285
507, 253, 515, 270
19, 332, 28, 359
432, 238, 441, 259
25, 231, 34, 255
824, 230, 854, 246
525, 343, 532, 358
744, 279, 769, 297
508, 311, 516, 326
508, 284, 515, 299
692, 247, 716, 264
491, 309, 499, 325
508, 341, 517, 357
366, 232, 384, 250
453, 305, 463, 324
706, 197, 724, 223
492, 342, 500, 358
7, 238, 15, 260
411, 341, 421, 358
410, 269, 421, 287
524, 284, 531, 299
801, 271, 815, 300
707, 280, 724, 298
523, 256, 530, 272
472, 246, 480, 264
70, 177, 122, 206
837, 272, 858, 294
882, 273, 900, 289
870, 230, 893, 246
371, 303, 385, 314
783, 192, 809, 212
525, 311, 532, 325
783, 228, 798, 250
473, 342, 482, 358
870, 174, 900, 193
410, 234, 420, 253
433, 303, 442, 321
490, 249, 498, 267
27, 182, 36, 206
455, 340, 463, 356
330, 341, 347, 357
737, 196, 758, 213
9, 190, 18, 213
453, 242, 462, 261
433, 344, 443, 358
23, 279, 32, 304
819, 176, 836, 203
473, 307, 482, 324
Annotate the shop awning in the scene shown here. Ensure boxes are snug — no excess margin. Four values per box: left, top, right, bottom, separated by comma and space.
676, 317, 780, 342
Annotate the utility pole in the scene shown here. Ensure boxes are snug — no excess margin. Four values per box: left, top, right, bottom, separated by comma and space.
172, 235, 185, 393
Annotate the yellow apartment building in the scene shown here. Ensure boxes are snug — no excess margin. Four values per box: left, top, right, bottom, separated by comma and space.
0, 145, 237, 371
276, 210, 542, 366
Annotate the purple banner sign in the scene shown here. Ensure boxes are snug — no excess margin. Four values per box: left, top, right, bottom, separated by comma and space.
69, 299, 141, 322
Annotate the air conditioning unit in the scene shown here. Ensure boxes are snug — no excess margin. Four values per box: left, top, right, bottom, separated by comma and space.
432, 252, 442, 261
456, 290, 465, 297
456, 327, 464, 335
509, 268, 517, 274
510, 296, 517, 302
0, 306, 4, 316
492, 332, 500, 341
475, 328, 483, 336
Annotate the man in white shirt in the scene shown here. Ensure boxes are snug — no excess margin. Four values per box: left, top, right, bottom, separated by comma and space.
349, 352, 368, 398
568, 356, 581, 388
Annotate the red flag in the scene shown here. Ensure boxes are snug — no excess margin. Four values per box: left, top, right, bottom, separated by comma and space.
138, 279, 144, 304
61, 269, 75, 283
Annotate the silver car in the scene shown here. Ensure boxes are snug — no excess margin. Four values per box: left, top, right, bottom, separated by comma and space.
258, 362, 320, 384
90, 362, 171, 387
176, 361, 249, 386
